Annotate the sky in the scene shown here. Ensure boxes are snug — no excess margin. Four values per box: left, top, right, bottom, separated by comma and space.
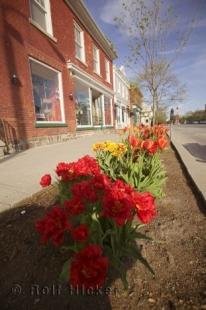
84, 0, 206, 115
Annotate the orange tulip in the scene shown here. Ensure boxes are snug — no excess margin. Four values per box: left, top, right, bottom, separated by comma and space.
128, 135, 140, 149
157, 136, 168, 150
142, 139, 159, 154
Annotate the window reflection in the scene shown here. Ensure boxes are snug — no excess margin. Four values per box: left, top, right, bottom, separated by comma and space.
92, 89, 102, 126
75, 81, 91, 126
74, 81, 112, 127
104, 96, 112, 125
30, 60, 62, 122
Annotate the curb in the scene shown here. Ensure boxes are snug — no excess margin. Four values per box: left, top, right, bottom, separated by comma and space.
170, 140, 206, 210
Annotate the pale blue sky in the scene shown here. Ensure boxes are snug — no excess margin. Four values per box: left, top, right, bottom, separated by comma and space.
84, 0, 206, 115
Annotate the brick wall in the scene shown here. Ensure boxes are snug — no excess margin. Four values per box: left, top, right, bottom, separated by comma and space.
0, 0, 114, 149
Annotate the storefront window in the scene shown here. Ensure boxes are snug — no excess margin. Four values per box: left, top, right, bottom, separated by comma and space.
30, 59, 63, 122
75, 81, 91, 126
116, 106, 121, 124
104, 96, 112, 126
92, 90, 103, 126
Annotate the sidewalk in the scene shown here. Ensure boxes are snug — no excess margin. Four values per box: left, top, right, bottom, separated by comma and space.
0, 132, 119, 211
170, 125, 206, 205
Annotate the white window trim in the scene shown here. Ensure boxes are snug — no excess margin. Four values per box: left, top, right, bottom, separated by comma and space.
29, 0, 53, 37
110, 98, 113, 126
74, 22, 86, 64
89, 87, 93, 126
93, 45, 100, 75
29, 18, 57, 42
45, 0, 53, 35
29, 57, 65, 124
33, 0, 46, 12
110, 98, 114, 127
102, 95, 105, 126
105, 59, 111, 83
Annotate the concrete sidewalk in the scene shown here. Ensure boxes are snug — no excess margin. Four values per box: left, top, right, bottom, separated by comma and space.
170, 125, 206, 204
0, 132, 119, 211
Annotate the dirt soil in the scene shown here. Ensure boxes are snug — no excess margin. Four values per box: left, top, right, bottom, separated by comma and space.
0, 148, 205, 310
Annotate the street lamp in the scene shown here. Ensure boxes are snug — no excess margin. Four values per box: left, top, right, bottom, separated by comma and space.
170, 108, 174, 124
169, 108, 174, 140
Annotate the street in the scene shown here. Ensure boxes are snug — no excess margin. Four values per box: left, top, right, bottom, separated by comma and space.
171, 124, 206, 162
171, 124, 206, 202
171, 124, 206, 144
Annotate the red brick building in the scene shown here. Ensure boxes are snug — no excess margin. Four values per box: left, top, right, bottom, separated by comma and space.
0, 0, 116, 152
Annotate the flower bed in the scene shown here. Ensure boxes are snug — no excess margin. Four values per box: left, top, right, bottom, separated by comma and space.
93, 124, 168, 198
36, 125, 169, 290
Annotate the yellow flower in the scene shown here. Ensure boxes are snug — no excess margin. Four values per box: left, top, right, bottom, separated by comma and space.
93, 141, 127, 157
93, 143, 103, 152
93, 142, 108, 152
108, 142, 127, 157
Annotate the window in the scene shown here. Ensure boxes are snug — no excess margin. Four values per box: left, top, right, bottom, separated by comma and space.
92, 89, 103, 126
104, 96, 112, 125
117, 106, 121, 124
74, 23, 85, 63
30, 59, 64, 122
75, 81, 91, 126
30, 0, 53, 35
74, 79, 113, 127
122, 107, 125, 123
93, 45, 100, 74
105, 59, 110, 83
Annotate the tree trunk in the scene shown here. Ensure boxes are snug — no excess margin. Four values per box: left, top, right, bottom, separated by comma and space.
152, 94, 156, 125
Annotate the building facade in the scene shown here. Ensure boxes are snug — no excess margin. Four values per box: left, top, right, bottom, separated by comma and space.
140, 102, 153, 125
0, 0, 116, 152
113, 65, 130, 129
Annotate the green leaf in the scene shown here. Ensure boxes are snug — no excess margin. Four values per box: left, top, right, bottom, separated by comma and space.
120, 271, 129, 290
59, 259, 71, 282
101, 229, 114, 242
60, 245, 78, 252
132, 232, 153, 241
110, 256, 129, 290
131, 246, 154, 275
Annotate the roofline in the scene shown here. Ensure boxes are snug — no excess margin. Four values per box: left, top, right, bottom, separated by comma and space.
64, 0, 117, 60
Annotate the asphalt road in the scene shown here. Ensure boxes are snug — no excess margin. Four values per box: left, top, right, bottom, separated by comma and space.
171, 124, 206, 203
171, 124, 206, 145
171, 124, 206, 162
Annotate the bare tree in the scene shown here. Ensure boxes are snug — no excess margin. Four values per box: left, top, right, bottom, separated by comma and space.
115, 0, 193, 124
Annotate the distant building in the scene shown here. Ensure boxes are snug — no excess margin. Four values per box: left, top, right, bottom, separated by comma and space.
140, 103, 153, 125
113, 65, 130, 129
129, 83, 143, 125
